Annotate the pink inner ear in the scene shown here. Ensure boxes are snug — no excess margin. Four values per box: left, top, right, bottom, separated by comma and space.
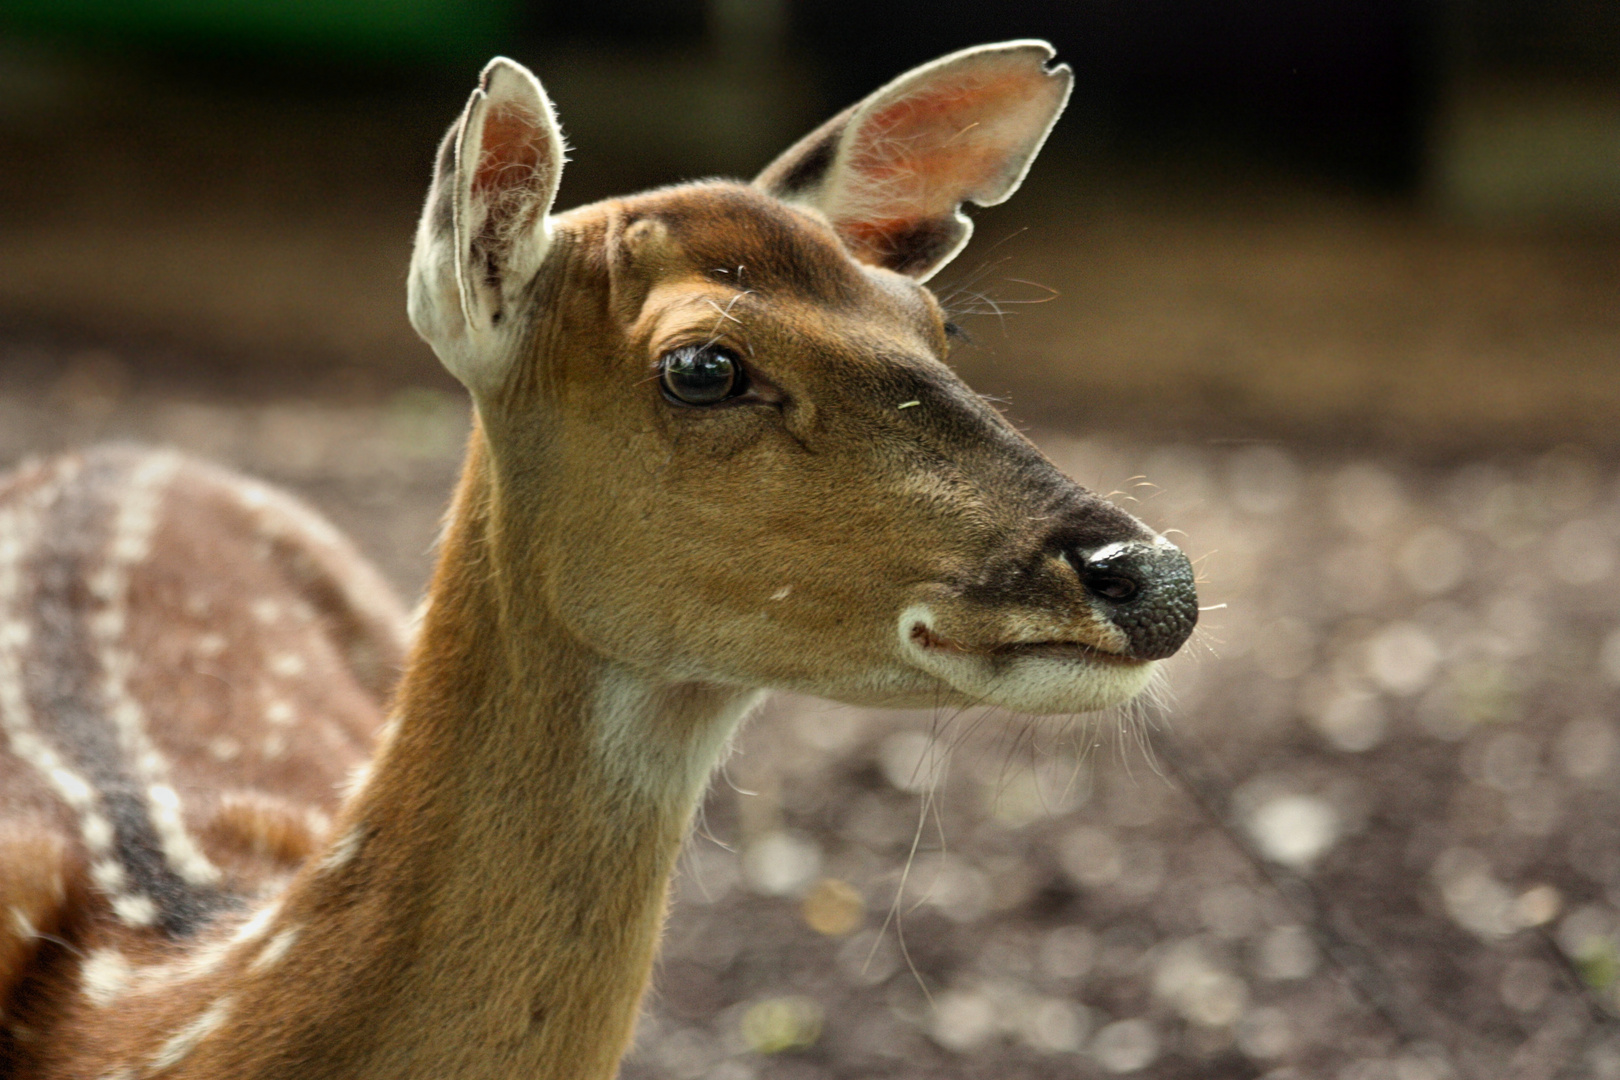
472, 103, 550, 234
842, 70, 1036, 223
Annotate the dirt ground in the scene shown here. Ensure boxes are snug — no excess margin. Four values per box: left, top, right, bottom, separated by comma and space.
4, 56, 1620, 1080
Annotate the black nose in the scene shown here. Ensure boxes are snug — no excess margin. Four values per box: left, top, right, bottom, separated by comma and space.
1071, 540, 1198, 661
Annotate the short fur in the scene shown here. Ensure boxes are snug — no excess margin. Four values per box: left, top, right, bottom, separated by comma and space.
0, 44, 1193, 1080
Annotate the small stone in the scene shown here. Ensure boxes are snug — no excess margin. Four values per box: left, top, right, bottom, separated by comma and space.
1018, 998, 1089, 1053
739, 996, 823, 1054
878, 732, 943, 794
1312, 688, 1388, 753
930, 989, 998, 1053
801, 878, 864, 936
1365, 623, 1440, 696
907, 854, 990, 923
1433, 847, 1517, 938
1248, 795, 1339, 870
1153, 939, 1248, 1027
741, 832, 821, 897
1091, 1018, 1160, 1073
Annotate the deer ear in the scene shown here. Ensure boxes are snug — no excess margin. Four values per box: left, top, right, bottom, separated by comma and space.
756, 41, 1070, 282
409, 57, 566, 391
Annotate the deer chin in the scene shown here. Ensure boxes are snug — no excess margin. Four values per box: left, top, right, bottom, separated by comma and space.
896, 604, 1157, 715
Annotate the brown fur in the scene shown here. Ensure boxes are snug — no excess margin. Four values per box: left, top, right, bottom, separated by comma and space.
0, 828, 83, 1012
0, 46, 1194, 1080
205, 794, 325, 871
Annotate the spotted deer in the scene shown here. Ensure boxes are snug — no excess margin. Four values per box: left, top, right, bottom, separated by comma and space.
0, 41, 1196, 1080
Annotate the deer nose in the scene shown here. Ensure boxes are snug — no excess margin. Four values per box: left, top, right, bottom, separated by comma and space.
1069, 540, 1198, 661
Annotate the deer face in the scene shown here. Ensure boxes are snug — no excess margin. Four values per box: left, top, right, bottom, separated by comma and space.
409, 46, 1197, 716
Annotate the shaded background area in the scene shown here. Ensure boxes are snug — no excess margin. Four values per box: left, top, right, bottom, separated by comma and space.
2, 1, 1619, 1077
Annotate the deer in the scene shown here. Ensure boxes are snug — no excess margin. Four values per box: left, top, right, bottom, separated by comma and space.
0, 41, 1197, 1079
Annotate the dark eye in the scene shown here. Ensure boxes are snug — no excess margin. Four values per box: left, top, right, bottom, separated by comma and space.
660, 345, 743, 406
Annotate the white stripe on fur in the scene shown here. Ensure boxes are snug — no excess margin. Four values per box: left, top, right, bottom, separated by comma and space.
149, 995, 234, 1071
86, 451, 221, 889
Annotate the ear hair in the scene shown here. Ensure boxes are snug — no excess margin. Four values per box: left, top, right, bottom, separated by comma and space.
756, 40, 1071, 282
409, 57, 566, 393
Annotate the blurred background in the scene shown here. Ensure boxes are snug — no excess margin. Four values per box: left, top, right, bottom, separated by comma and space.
1, 1, 1618, 1077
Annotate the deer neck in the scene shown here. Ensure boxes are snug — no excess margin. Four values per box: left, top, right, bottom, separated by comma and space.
220, 441, 760, 1079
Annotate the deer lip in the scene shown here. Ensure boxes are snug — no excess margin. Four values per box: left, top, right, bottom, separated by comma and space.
996, 640, 1143, 666
909, 625, 1142, 667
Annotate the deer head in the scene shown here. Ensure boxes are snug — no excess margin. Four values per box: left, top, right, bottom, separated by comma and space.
406, 42, 1197, 721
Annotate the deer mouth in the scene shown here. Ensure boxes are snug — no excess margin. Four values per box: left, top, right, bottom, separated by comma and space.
897, 601, 1157, 714
909, 624, 1144, 667
993, 640, 1145, 666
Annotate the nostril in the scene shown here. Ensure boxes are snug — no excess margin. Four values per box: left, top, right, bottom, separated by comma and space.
1069, 543, 1143, 605
1083, 572, 1138, 603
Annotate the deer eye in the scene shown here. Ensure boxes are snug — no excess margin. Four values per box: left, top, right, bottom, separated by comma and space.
660, 345, 743, 406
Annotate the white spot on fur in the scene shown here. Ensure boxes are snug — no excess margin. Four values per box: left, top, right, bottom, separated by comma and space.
124, 900, 282, 994
81, 948, 133, 1007
250, 599, 281, 624
81, 810, 113, 851
208, 736, 241, 762
91, 858, 128, 894
340, 761, 372, 800
230, 901, 280, 946
194, 632, 226, 658
86, 608, 123, 638
374, 714, 402, 750
264, 700, 295, 725
268, 652, 306, 678
262, 732, 287, 759
9, 906, 34, 938
407, 596, 431, 638
50, 766, 94, 809
249, 927, 300, 973
111, 893, 157, 927
769, 585, 792, 601
319, 826, 366, 873
149, 995, 234, 1070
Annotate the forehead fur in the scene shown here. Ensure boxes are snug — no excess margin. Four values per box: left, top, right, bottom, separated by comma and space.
611, 182, 872, 308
